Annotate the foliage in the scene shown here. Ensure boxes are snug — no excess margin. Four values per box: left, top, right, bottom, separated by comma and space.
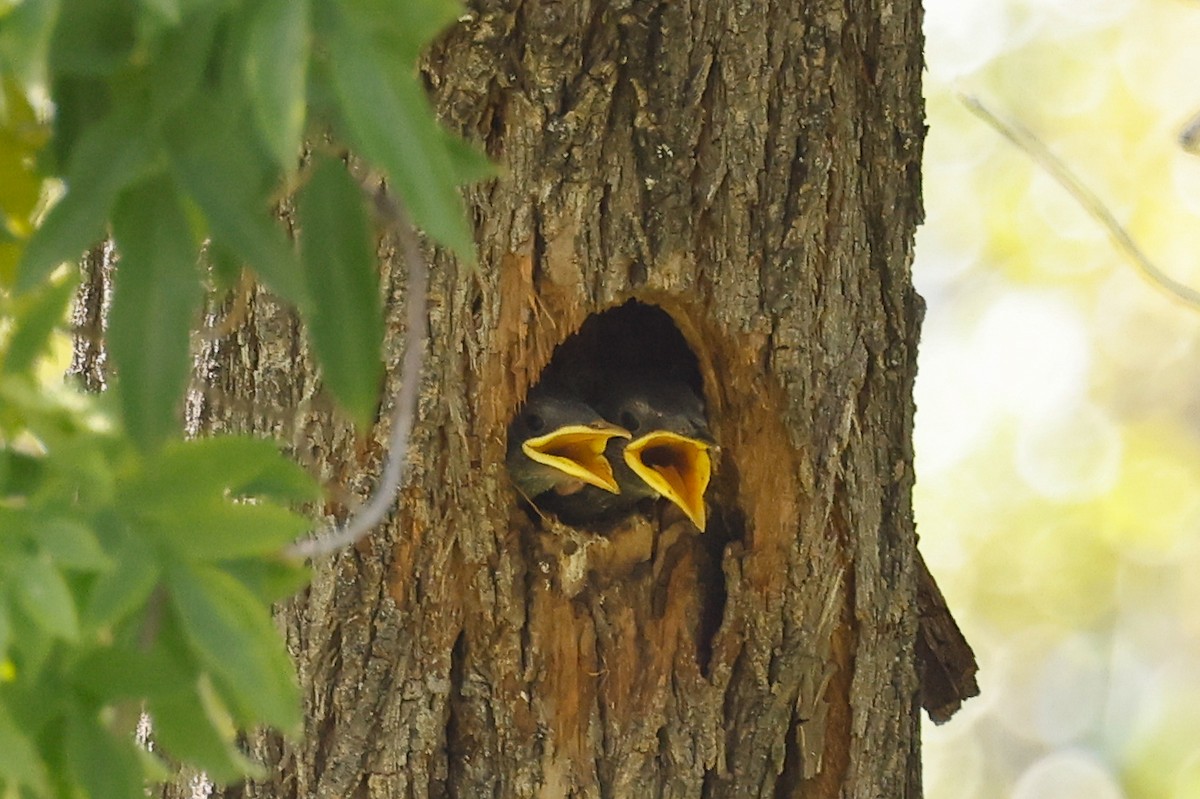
0, 0, 486, 795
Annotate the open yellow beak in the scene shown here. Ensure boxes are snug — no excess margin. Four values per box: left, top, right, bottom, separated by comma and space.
521, 423, 631, 494
624, 432, 712, 530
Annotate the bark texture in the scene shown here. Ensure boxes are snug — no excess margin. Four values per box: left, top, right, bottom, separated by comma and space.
199, 0, 927, 796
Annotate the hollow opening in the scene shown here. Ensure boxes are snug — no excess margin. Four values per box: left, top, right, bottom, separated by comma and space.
504, 299, 711, 528
535, 299, 704, 398
505, 299, 732, 671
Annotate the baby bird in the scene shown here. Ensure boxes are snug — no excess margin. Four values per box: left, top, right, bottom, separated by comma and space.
535, 376, 715, 530
596, 377, 714, 531
506, 387, 631, 515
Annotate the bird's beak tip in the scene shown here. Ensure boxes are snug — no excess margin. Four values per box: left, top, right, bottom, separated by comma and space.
596, 422, 633, 439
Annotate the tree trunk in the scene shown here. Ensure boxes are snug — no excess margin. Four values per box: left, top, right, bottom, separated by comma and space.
196, 0, 927, 796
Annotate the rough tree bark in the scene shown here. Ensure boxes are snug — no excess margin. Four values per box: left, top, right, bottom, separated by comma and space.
188, 0, 927, 796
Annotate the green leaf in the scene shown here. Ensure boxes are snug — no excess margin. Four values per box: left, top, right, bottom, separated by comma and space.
146, 6, 219, 118
442, 129, 496, 185
223, 558, 312, 603
206, 239, 244, 292
75, 643, 191, 703
345, 0, 461, 65
65, 713, 145, 799
4, 605, 54, 681
168, 562, 300, 732
45, 73, 111, 170
150, 678, 262, 782
83, 535, 159, 629
0, 702, 46, 791
131, 435, 320, 504
47, 0, 137, 76
245, 0, 309, 170
237, 460, 321, 504
17, 104, 153, 292
0, 597, 10, 658
12, 554, 79, 641
0, 0, 59, 87
137, 0, 182, 26
0, 242, 17, 284
34, 517, 112, 572
166, 95, 309, 309
134, 746, 172, 784
109, 174, 203, 452
1, 271, 78, 375
0, 450, 44, 497
0, 79, 49, 264
325, 10, 475, 259
297, 155, 383, 427
151, 500, 311, 561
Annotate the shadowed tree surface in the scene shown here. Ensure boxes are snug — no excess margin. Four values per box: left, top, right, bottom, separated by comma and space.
168, 0, 926, 796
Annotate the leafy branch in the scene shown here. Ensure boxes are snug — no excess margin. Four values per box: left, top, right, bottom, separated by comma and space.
0, 0, 489, 795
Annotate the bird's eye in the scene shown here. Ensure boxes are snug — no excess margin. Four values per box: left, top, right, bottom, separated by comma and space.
525, 412, 546, 433
620, 411, 640, 432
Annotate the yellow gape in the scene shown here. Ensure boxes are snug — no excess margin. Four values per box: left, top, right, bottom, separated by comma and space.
521, 424, 631, 494
624, 431, 712, 529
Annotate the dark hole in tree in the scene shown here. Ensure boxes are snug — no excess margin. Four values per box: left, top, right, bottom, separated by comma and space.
533, 299, 704, 398
508, 300, 728, 673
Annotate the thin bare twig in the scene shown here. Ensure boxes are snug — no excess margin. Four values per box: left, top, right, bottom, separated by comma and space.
1181, 109, 1200, 155
959, 93, 1200, 311
285, 188, 429, 560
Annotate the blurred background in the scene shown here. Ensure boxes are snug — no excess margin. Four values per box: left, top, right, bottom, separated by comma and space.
917, 0, 1200, 797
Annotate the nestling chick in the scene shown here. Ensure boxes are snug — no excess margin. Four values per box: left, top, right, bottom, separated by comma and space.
506, 387, 631, 514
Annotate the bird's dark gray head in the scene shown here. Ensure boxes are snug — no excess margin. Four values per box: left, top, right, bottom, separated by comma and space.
506, 388, 631, 500
596, 379, 712, 443
592, 377, 714, 530
508, 390, 601, 450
